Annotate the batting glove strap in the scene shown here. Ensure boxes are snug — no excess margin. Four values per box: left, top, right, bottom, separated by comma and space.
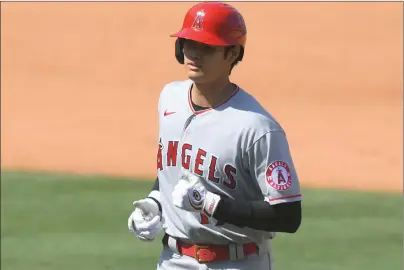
203, 191, 221, 218
147, 190, 162, 213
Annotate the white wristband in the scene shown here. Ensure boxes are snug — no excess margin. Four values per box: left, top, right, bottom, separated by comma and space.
148, 190, 161, 203
147, 190, 162, 214
203, 192, 221, 217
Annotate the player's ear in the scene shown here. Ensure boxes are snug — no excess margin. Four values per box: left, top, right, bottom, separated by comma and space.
226, 46, 241, 63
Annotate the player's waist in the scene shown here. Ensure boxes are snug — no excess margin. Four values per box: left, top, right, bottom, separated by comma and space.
164, 221, 275, 245
162, 233, 269, 264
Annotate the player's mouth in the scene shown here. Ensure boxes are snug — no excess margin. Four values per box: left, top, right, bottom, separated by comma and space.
187, 62, 202, 70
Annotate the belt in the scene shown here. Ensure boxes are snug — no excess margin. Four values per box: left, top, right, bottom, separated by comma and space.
162, 233, 259, 263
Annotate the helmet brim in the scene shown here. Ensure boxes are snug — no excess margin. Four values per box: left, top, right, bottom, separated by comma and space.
170, 28, 231, 46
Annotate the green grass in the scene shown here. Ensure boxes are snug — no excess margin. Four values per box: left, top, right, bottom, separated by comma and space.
1, 171, 402, 270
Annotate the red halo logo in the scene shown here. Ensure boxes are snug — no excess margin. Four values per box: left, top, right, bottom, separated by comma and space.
266, 160, 292, 191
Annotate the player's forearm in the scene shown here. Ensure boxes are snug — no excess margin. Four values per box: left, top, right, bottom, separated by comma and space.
147, 177, 162, 213
213, 198, 301, 233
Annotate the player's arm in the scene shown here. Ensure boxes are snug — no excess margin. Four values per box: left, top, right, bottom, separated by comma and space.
147, 177, 162, 213
213, 197, 301, 233
213, 130, 302, 233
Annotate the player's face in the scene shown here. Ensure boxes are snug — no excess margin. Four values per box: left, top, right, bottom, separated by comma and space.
182, 40, 235, 83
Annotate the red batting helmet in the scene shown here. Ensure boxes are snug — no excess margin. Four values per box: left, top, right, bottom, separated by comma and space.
170, 2, 247, 64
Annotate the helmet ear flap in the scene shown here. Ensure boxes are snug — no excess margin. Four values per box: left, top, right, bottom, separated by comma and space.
175, 39, 184, 64
237, 47, 245, 62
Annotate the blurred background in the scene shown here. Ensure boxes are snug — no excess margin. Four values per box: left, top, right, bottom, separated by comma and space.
1, 2, 402, 270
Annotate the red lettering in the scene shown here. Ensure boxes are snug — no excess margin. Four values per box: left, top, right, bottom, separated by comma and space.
166, 141, 179, 166
194, 148, 207, 176
224, 164, 237, 189
277, 169, 286, 184
182, 144, 192, 169
208, 156, 220, 183
157, 142, 163, 171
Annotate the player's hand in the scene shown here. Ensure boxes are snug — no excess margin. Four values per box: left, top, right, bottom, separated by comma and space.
128, 198, 163, 241
172, 170, 221, 217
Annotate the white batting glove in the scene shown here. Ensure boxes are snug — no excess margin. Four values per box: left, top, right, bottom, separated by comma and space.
172, 170, 221, 218
128, 197, 163, 241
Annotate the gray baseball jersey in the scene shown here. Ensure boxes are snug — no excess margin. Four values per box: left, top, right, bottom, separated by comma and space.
156, 80, 302, 245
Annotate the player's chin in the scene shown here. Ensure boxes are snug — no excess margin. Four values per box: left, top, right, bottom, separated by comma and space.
186, 70, 206, 81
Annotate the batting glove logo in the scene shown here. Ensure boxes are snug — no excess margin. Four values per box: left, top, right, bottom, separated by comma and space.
187, 186, 205, 211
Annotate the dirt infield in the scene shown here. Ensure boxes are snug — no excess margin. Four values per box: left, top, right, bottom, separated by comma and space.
1, 2, 402, 192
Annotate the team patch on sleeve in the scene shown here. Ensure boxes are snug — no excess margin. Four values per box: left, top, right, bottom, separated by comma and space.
265, 160, 292, 191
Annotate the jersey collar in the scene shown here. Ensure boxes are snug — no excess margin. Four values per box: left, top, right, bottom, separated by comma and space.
187, 83, 240, 115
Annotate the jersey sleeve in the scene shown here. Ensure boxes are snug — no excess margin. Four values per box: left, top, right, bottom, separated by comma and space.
246, 131, 302, 205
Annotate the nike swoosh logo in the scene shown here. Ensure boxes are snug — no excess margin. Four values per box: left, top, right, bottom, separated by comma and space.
164, 110, 176, 117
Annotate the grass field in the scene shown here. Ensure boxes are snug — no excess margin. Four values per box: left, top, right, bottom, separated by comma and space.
1, 171, 402, 270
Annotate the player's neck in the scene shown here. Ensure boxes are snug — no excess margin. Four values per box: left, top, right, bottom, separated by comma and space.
191, 77, 236, 108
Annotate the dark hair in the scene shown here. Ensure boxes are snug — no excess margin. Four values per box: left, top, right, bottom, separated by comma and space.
224, 46, 244, 75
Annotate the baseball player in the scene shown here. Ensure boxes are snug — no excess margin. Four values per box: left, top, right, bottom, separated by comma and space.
128, 2, 302, 270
